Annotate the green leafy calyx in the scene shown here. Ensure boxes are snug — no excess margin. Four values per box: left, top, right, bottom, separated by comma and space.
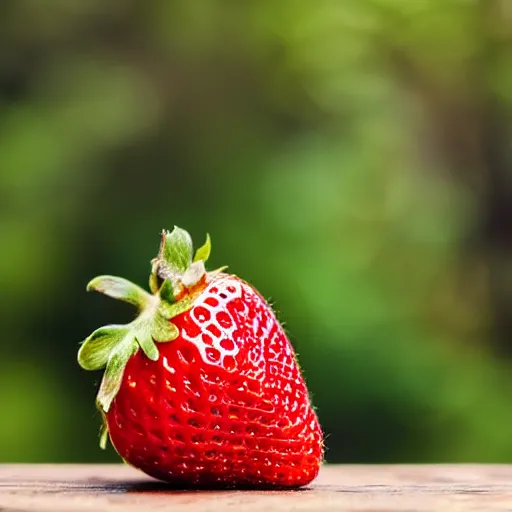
78, 226, 217, 414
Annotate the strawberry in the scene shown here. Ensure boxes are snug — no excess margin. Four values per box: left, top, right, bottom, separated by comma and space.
78, 227, 323, 488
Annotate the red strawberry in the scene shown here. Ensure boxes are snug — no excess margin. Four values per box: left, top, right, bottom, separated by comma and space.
78, 227, 323, 488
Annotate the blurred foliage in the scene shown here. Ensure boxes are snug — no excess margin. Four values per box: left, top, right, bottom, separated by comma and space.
1, 0, 512, 463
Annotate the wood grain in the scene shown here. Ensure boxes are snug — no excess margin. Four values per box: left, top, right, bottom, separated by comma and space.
1, 464, 512, 512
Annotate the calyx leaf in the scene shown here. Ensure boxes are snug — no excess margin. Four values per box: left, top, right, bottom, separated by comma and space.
136, 331, 159, 361
159, 279, 176, 304
193, 233, 211, 263
97, 339, 138, 412
78, 325, 129, 371
87, 276, 151, 310
158, 226, 193, 274
152, 313, 179, 342
99, 421, 109, 450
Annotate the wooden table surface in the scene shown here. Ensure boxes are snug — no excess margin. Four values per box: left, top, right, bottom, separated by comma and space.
1, 464, 512, 511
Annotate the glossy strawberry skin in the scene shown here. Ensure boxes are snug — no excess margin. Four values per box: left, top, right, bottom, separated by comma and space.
106, 273, 323, 488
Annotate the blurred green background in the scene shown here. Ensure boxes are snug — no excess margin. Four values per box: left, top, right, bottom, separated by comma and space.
1, 0, 512, 464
